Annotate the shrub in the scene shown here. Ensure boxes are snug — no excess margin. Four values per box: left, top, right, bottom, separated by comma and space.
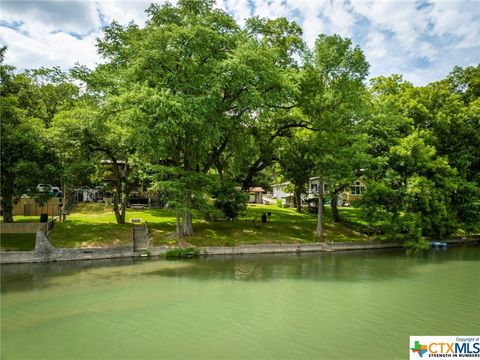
164, 247, 199, 259
211, 181, 248, 220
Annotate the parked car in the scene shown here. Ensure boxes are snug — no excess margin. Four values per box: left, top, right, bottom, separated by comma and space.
37, 184, 60, 193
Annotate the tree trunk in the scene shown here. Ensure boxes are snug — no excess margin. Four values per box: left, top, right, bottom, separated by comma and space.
176, 210, 181, 237
331, 192, 340, 223
316, 175, 324, 242
1, 175, 15, 223
182, 211, 194, 236
1, 196, 14, 223
113, 181, 125, 224
294, 187, 302, 213
109, 157, 129, 224
120, 194, 128, 223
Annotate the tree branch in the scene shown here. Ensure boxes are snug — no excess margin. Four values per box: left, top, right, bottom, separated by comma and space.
203, 136, 229, 173
266, 103, 298, 109
270, 122, 317, 141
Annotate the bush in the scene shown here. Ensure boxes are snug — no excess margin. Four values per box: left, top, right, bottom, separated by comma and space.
212, 181, 248, 220
276, 199, 283, 208
404, 238, 430, 254
164, 247, 199, 259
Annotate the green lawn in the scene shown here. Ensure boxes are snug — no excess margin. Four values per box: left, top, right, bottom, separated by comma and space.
47, 203, 370, 248
165, 205, 370, 247
48, 203, 132, 248
0, 233, 36, 251
0, 215, 45, 223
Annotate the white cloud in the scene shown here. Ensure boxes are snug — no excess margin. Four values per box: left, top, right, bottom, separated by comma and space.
364, 31, 387, 61
0, 25, 100, 70
1, 1, 100, 35
301, 13, 326, 48
95, 0, 154, 26
429, 0, 480, 50
217, 0, 252, 26
350, 1, 430, 53
0, 0, 154, 71
253, 0, 289, 19
429, 0, 479, 43
325, 1, 356, 38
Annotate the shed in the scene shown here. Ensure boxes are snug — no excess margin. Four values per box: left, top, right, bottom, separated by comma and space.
248, 187, 264, 204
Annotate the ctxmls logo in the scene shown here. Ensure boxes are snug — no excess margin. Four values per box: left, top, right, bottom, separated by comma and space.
410, 336, 480, 359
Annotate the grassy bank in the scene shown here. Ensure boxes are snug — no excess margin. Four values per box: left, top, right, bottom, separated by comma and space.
46, 203, 370, 248
48, 204, 132, 248
0, 233, 36, 251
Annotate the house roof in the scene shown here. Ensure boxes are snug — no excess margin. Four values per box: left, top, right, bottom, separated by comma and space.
248, 187, 264, 193
100, 160, 127, 165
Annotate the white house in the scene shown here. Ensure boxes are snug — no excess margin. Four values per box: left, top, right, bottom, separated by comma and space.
307, 177, 340, 206
270, 177, 366, 208
308, 177, 368, 205
271, 182, 294, 206
308, 177, 328, 196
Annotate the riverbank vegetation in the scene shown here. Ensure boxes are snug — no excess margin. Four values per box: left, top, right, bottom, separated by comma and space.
164, 247, 200, 259
1, 0, 479, 252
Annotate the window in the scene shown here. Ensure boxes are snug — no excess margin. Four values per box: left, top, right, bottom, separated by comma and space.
310, 183, 328, 193
350, 184, 365, 195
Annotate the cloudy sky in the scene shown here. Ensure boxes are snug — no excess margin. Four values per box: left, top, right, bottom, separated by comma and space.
1, 0, 479, 85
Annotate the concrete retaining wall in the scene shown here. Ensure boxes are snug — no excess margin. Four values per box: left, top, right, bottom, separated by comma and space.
1, 236, 478, 264
149, 246, 169, 256
2, 241, 400, 263
198, 241, 403, 256
0, 227, 135, 264
197, 238, 478, 256
1, 222, 46, 234
51, 246, 135, 262
0, 245, 136, 264
0, 251, 39, 263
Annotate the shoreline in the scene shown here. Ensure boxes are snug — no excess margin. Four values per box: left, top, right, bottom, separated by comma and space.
1, 234, 478, 264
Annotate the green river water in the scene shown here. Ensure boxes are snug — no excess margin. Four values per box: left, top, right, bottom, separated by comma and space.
1, 246, 479, 359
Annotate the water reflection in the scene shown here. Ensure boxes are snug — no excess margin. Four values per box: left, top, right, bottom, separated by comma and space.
2, 246, 479, 293
1, 258, 137, 293
147, 246, 480, 282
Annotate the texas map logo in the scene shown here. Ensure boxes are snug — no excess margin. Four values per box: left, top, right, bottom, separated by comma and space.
411, 340, 428, 357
